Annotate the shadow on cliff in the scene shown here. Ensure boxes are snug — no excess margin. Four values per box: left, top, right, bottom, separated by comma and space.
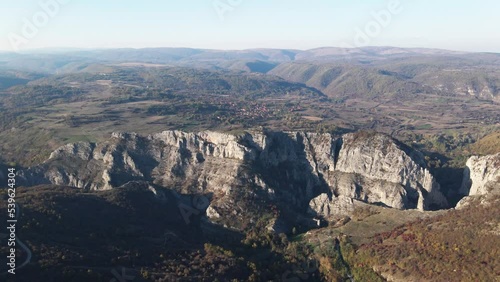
238, 131, 333, 233
423, 152, 466, 208
109, 137, 161, 186
433, 166, 466, 207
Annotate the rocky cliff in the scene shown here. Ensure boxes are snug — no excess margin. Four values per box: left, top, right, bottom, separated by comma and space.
457, 153, 500, 208
19, 130, 447, 229
460, 153, 500, 196
314, 132, 447, 213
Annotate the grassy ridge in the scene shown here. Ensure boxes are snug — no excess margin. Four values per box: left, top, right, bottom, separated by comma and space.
470, 131, 500, 155
355, 195, 499, 281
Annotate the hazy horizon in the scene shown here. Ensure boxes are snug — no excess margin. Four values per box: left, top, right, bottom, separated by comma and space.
0, 45, 488, 53
1, 0, 499, 53
0, 2, 499, 282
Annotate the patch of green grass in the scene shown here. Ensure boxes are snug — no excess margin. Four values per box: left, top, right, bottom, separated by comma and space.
415, 124, 433, 130
290, 233, 305, 242
0, 127, 55, 166
470, 131, 500, 155
62, 135, 98, 143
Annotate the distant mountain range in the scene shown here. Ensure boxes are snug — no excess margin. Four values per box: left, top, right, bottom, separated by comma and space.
1, 46, 499, 101
3, 46, 500, 68
0, 47, 499, 281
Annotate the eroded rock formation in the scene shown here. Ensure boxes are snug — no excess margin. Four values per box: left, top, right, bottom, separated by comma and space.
457, 153, 500, 209
19, 130, 447, 228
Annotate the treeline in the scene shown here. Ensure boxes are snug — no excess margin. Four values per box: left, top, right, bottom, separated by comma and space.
107, 67, 324, 100
6, 85, 86, 107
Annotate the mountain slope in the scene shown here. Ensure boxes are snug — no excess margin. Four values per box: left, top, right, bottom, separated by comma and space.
18, 130, 447, 236
268, 63, 430, 98
268, 60, 500, 100
3, 47, 500, 101
0, 184, 253, 282
353, 193, 499, 281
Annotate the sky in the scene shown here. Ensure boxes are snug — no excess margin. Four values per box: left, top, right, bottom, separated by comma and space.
0, 0, 499, 52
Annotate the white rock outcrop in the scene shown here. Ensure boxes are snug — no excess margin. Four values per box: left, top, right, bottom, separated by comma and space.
457, 153, 500, 209
315, 132, 447, 211
308, 194, 355, 218
460, 153, 500, 196
20, 130, 448, 224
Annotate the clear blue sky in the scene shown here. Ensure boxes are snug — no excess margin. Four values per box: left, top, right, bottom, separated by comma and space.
0, 0, 498, 52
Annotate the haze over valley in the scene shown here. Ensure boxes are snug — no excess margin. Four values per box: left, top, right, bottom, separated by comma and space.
0, 1, 499, 281
0, 46, 498, 281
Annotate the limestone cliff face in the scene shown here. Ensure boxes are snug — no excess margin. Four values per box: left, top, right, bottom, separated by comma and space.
309, 133, 447, 217
19, 130, 447, 227
460, 153, 500, 196
457, 153, 500, 209
308, 194, 355, 218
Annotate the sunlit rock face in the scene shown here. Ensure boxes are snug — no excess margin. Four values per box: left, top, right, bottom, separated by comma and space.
19, 130, 448, 228
460, 153, 500, 196
456, 153, 500, 209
